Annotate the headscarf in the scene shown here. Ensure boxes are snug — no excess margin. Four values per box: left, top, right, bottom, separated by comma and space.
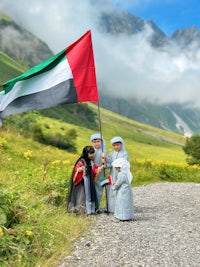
112, 158, 132, 183
110, 136, 125, 151
90, 133, 106, 151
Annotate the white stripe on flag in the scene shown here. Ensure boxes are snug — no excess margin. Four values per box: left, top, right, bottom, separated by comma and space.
0, 59, 72, 111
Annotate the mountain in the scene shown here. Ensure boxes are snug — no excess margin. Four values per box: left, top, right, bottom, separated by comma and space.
171, 25, 200, 48
99, 11, 167, 47
99, 92, 200, 136
0, 13, 53, 67
1, 12, 200, 136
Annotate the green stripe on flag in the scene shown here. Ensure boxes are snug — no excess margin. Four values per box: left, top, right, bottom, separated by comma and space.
100, 177, 109, 187
3, 48, 66, 94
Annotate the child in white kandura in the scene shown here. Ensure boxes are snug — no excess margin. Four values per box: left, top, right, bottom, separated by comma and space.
106, 136, 129, 213
90, 133, 107, 210
112, 158, 134, 221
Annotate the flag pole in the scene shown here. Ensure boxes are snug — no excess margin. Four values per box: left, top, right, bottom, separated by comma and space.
97, 101, 109, 214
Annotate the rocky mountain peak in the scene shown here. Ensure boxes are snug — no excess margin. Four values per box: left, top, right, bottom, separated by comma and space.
171, 25, 200, 47
0, 15, 53, 67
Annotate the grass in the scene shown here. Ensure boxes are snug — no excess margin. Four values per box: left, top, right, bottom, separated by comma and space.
0, 51, 27, 90
0, 130, 92, 266
0, 13, 12, 22
35, 104, 186, 162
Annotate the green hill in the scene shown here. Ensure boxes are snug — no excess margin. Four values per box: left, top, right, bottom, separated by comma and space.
0, 51, 27, 90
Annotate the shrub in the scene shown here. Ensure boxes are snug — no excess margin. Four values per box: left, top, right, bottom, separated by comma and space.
183, 135, 200, 165
130, 158, 200, 185
32, 125, 77, 152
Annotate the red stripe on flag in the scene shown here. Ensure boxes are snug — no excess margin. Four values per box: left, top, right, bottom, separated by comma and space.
66, 30, 99, 103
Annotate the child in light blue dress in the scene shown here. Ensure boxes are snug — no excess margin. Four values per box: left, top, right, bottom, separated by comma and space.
106, 136, 129, 213
112, 158, 134, 221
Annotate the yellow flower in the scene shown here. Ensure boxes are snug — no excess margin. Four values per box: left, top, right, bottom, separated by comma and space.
62, 160, 70, 165
51, 159, 61, 165
24, 150, 33, 159
25, 230, 33, 236
0, 227, 4, 236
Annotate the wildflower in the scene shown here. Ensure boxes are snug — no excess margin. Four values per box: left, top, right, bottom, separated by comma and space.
24, 150, 33, 159
62, 160, 70, 165
0, 227, 4, 236
25, 230, 33, 236
51, 159, 61, 165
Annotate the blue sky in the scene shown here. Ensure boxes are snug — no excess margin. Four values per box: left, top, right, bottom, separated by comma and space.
111, 0, 200, 35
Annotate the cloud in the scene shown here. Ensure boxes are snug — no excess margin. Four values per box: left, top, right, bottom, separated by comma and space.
1, 0, 200, 106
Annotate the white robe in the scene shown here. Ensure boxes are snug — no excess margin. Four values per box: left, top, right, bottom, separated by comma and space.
106, 150, 129, 212
114, 172, 134, 221
93, 147, 107, 207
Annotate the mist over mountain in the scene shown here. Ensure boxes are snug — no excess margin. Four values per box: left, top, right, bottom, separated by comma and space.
1, 1, 200, 136
97, 11, 200, 136
0, 15, 53, 67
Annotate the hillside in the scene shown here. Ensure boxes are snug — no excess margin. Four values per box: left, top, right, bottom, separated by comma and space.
1, 102, 186, 161
100, 92, 200, 136
0, 51, 27, 90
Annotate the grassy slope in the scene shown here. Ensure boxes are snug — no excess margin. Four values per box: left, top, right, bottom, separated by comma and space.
88, 103, 185, 161
37, 107, 186, 162
0, 51, 27, 89
0, 129, 91, 266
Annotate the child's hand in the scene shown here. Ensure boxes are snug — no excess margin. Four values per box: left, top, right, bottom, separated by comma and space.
101, 152, 106, 158
99, 165, 105, 171
77, 166, 84, 172
101, 153, 106, 165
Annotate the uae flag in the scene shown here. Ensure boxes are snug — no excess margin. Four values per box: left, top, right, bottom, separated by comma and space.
0, 30, 99, 120
99, 176, 109, 187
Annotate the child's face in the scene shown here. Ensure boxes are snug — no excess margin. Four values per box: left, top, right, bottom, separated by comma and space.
91, 139, 102, 149
112, 142, 122, 152
88, 152, 95, 160
115, 167, 121, 172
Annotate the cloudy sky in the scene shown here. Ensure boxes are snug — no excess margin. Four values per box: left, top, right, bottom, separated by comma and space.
0, 0, 200, 106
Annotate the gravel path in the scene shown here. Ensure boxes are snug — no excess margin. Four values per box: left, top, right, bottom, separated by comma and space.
59, 182, 200, 267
